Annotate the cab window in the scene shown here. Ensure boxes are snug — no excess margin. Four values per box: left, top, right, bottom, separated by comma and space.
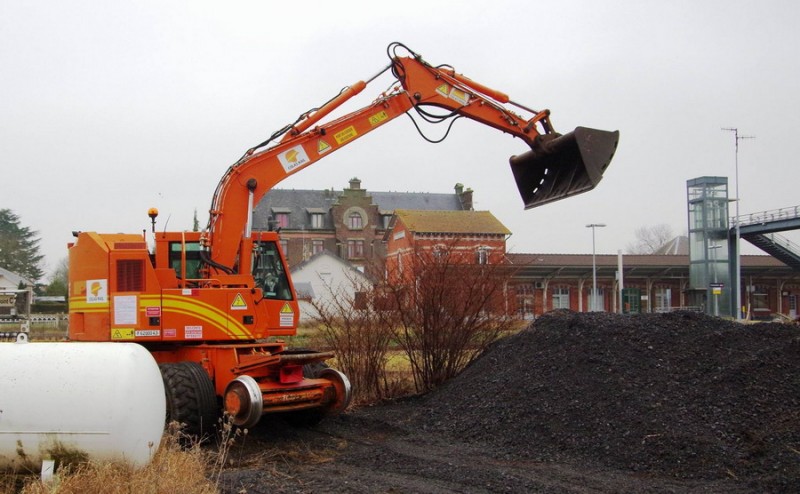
169, 241, 202, 280
252, 241, 292, 300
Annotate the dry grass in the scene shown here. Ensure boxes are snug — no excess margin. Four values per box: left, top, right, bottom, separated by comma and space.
3, 425, 218, 494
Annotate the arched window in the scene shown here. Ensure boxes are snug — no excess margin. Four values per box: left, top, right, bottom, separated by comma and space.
348, 212, 363, 230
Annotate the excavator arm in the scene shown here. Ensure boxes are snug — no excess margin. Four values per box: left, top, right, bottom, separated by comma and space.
204, 42, 618, 274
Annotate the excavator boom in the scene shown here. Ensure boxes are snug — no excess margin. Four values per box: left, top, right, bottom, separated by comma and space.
205, 42, 619, 273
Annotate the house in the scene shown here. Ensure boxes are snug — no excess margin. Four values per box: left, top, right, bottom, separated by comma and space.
0, 267, 33, 318
386, 209, 510, 262
0, 266, 32, 291
384, 209, 511, 287
289, 250, 373, 323
253, 178, 474, 271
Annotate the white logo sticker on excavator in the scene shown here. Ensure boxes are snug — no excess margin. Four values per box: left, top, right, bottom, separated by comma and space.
278, 145, 310, 173
86, 279, 108, 303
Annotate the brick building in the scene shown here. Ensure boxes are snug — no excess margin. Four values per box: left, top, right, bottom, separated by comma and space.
253, 178, 474, 271
254, 180, 800, 321
384, 209, 510, 283
506, 252, 798, 320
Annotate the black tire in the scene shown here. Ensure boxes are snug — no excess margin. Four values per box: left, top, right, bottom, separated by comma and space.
303, 360, 329, 379
159, 361, 219, 441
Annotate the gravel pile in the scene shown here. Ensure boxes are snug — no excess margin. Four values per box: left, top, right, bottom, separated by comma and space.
410, 311, 800, 489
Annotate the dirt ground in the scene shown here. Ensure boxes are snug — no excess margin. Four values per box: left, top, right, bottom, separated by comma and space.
217, 311, 800, 493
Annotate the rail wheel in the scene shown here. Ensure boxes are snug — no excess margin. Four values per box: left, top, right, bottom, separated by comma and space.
286, 362, 352, 427
160, 361, 218, 440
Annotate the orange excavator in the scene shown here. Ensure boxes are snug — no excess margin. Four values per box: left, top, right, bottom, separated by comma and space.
67, 42, 619, 434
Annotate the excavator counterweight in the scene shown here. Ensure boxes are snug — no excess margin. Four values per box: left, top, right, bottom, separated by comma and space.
510, 127, 619, 209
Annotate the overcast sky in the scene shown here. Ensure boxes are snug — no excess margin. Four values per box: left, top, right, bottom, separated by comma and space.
2, 0, 798, 278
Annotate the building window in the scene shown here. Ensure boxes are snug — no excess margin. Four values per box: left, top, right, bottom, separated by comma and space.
589, 287, 605, 312
310, 213, 324, 229
274, 213, 289, 229
516, 283, 534, 319
312, 240, 324, 255
347, 240, 365, 259
552, 286, 570, 309
433, 244, 448, 262
655, 287, 672, 312
348, 212, 363, 230
751, 285, 770, 318
381, 214, 392, 229
476, 247, 489, 265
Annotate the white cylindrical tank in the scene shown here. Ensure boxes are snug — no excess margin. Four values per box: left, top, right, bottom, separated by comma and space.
0, 335, 165, 471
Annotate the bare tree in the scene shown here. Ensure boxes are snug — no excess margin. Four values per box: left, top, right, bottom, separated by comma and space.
308, 272, 395, 404
381, 240, 518, 392
626, 224, 674, 254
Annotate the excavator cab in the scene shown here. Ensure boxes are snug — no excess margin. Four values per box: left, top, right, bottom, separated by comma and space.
510, 127, 619, 209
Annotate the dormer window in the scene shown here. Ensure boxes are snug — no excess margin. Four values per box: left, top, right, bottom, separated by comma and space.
275, 213, 289, 228
306, 208, 326, 229
271, 207, 291, 229
310, 213, 324, 229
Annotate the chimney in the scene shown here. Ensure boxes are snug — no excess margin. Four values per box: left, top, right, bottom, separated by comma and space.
458, 185, 474, 210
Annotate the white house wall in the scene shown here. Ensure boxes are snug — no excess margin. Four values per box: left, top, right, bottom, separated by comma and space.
290, 253, 370, 323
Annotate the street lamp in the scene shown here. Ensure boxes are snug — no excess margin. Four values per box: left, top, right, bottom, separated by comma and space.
722, 127, 754, 321
586, 223, 606, 312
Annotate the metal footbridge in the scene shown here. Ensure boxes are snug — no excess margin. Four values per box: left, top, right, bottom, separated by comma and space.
734, 206, 800, 270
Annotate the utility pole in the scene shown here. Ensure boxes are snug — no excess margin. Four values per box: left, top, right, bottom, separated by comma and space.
722, 127, 755, 321
586, 223, 606, 311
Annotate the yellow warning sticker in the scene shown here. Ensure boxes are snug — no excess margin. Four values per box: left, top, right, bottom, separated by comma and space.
449, 88, 470, 106
369, 111, 389, 126
111, 328, 135, 340
280, 303, 294, 327
317, 139, 332, 154
231, 293, 247, 310
436, 84, 450, 98
334, 126, 358, 145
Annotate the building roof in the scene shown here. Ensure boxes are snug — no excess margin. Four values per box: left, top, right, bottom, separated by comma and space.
253, 189, 340, 230
253, 188, 466, 231
506, 253, 796, 280
370, 191, 463, 211
653, 235, 689, 255
394, 210, 511, 235
0, 266, 32, 289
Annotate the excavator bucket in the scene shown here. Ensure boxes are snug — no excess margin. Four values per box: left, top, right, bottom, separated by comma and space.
509, 127, 619, 209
